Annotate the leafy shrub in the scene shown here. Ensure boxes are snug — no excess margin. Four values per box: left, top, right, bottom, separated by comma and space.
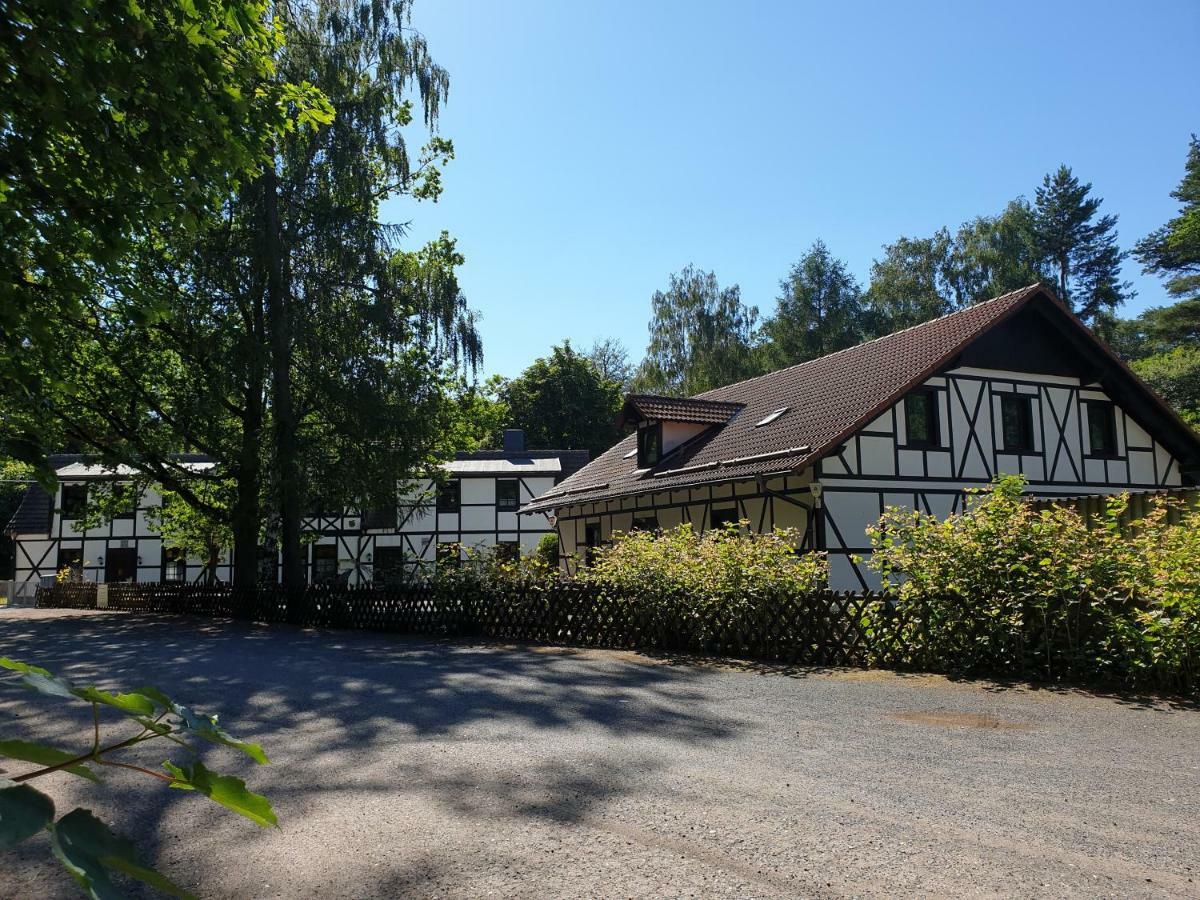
582, 522, 828, 648
533, 532, 559, 570
865, 475, 1200, 691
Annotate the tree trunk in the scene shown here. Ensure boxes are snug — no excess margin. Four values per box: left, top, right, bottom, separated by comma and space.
262, 158, 304, 591
231, 274, 267, 590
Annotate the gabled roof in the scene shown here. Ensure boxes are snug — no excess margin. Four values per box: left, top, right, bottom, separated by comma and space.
617, 394, 745, 428
522, 284, 1200, 513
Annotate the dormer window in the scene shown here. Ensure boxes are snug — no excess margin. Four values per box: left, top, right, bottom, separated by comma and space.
637, 422, 662, 468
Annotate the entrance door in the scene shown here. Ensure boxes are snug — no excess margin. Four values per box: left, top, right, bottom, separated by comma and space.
104, 548, 137, 583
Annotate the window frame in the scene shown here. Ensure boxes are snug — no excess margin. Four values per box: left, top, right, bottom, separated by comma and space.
162, 547, 187, 583
56, 547, 84, 580
1085, 400, 1119, 458
903, 388, 942, 449
631, 515, 658, 532
113, 484, 137, 520
584, 522, 603, 565
494, 541, 520, 563
60, 483, 88, 520
436, 479, 461, 513
709, 506, 741, 531
495, 478, 520, 512
636, 422, 662, 469
311, 544, 338, 584
373, 545, 406, 587
1000, 394, 1036, 454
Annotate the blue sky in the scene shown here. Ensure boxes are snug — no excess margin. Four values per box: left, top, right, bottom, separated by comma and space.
386, 0, 1199, 380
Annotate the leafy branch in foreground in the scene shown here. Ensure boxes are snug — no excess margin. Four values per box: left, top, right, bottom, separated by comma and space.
0, 658, 275, 898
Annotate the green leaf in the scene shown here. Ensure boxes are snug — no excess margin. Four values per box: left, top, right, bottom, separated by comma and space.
163, 761, 277, 828
0, 740, 100, 782
49, 808, 194, 900
0, 657, 53, 678
72, 686, 157, 717
0, 779, 54, 848
172, 705, 269, 764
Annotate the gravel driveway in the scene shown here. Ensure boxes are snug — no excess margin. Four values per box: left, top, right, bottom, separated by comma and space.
0, 608, 1197, 899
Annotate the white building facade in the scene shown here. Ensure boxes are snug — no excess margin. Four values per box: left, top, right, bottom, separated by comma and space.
522, 287, 1200, 591
6, 431, 587, 591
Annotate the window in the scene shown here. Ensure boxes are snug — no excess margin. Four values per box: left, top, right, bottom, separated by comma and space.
632, 515, 658, 532
256, 547, 277, 584
1000, 394, 1035, 453
636, 422, 662, 468
496, 479, 520, 512
373, 546, 406, 587
584, 522, 602, 565
104, 548, 137, 583
494, 541, 520, 563
60, 483, 88, 519
904, 389, 940, 448
437, 541, 461, 569
437, 480, 460, 513
113, 484, 137, 520
311, 544, 338, 584
710, 506, 740, 530
56, 548, 83, 581
362, 505, 395, 530
755, 407, 789, 427
1086, 400, 1118, 457
162, 547, 186, 583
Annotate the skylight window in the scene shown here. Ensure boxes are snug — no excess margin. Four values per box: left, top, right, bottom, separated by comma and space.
755, 407, 789, 427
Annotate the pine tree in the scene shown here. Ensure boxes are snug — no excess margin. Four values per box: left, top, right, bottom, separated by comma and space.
1034, 165, 1131, 322
759, 241, 864, 368
1134, 135, 1200, 331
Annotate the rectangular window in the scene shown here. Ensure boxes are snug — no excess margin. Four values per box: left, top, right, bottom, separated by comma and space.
494, 541, 520, 563
60, 483, 88, 519
56, 548, 83, 581
162, 547, 186, 583
584, 522, 602, 565
104, 547, 137, 584
904, 389, 940, 448
373, 546, 406, 587
1086, 400, 1118, 457
361, 506, 395, 530
496, 479, 520, 512
636, 423, 662, 468
311, 544, 338, 584
437, 480, 460, 513
632, 515, 658, 532
710, 506, 740, 530
1001, 394, 1035, 453
256, 547, 277, 584
113, 484, 137, 520
437, 541, 460, 569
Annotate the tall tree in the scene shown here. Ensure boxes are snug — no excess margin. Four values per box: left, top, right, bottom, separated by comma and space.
758, 241, 865, 368
1134, 135, 1200, 340
498, 343, 622, 458
0, 0, 328, 461
864, 230, 957, 333
635, 266, 759, 395
585, 338, 635, 390
1034, 165, 1131, 322
1, 0, 481, 590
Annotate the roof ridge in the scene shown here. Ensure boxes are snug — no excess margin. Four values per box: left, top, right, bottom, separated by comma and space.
694, 282, 1045, 400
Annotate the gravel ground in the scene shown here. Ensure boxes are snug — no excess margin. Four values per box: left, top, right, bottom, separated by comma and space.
0, 608, 1197, 899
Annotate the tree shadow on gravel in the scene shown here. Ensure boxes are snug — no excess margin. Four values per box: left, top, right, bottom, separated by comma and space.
0, 611, 742, 897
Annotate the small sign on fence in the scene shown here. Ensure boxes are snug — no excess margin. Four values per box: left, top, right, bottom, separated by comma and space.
96, 584, 109, 610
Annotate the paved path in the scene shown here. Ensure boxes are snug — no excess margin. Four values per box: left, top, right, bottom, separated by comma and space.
0, 609, 1197, 898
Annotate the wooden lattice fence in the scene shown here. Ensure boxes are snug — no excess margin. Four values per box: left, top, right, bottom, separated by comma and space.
32, 579, 1159, 688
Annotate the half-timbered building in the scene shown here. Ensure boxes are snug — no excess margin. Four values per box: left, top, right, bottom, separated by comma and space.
5, 431, 586, 593
520, 285, 1200, 591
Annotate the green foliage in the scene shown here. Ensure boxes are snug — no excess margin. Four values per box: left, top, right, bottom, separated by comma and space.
0, 658, 273, 896
443, 377, 510, 453
497, 342, 623, 457
865, 475, 1200, 691
634, 266, 760, 396
585, 339, 635, 390
1131, 346, 1200, 427
1034, 165, 1131, 322
533, 532, 559, 570
1134, 135, 1200, 304
758, 240, 865, 368
583, 523, 827, 644
0, 0, 330, 447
